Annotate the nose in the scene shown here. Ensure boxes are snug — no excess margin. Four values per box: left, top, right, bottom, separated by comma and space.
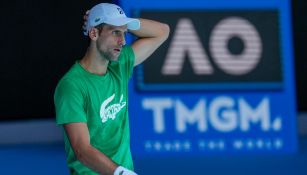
118, 34, 126, 46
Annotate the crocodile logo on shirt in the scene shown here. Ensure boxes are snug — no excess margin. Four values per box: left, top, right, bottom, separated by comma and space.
100, 94, 126, 123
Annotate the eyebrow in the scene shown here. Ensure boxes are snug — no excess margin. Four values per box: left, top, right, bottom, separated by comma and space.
112, 29, 128, 34
107, 25, 128, 31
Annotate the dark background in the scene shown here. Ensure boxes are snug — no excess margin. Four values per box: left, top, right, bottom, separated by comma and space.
0, 0, 305, 121
292, 0, 307, 112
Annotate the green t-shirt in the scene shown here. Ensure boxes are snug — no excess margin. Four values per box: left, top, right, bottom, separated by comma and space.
54, 46, 135, 175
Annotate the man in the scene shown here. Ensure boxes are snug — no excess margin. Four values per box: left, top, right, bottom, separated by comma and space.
54, 3, 169, 175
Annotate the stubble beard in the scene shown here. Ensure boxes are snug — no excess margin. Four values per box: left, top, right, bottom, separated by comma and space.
97, 46, 119, 62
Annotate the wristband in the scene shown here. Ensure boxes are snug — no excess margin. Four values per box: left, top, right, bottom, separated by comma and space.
113, 166, 137, 175
114, 166, 125, 175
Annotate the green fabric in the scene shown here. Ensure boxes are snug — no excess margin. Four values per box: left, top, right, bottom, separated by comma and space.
54, 46, 135, 175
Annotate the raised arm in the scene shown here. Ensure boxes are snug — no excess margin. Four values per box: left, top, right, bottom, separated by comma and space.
64, 123, 117, 175
130, 18, 170, 66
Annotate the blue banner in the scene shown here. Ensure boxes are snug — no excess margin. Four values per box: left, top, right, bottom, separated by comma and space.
120, 0, 297, 156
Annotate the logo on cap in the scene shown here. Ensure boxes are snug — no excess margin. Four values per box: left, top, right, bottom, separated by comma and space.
117, 7, 124, 14
95, 18, 101, 23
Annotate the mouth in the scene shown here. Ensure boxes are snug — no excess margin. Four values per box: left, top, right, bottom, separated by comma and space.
113, 48, 121, 53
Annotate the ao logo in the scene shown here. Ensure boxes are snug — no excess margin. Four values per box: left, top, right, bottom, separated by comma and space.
162, 17, 262, 75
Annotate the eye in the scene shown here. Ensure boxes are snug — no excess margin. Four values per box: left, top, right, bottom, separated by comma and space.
112, 30, 127, 37
112, 31, 118, 35
112, 30, 121, 36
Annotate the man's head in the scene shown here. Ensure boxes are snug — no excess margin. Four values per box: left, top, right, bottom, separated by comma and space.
84, 3, 140, 36
92, 23, 128, 61
84, 3, 140, 61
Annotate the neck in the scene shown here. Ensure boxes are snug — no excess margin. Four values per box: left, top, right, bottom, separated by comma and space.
80, 44, 109, 75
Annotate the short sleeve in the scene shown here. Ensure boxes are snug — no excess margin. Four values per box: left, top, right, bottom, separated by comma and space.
54, 78, 87, 125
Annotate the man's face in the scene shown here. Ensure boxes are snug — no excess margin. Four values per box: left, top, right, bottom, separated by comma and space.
96, 24, 127, 61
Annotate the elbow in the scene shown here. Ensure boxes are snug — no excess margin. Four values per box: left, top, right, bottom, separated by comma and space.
75, 148, 86, 163
74, 145, 90, 164
161, 23, 170, 41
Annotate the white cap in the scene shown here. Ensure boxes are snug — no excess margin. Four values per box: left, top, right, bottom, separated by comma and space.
84, 3, 140, 36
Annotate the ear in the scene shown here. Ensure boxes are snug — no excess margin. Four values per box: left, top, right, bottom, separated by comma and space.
88, 28, 99, 41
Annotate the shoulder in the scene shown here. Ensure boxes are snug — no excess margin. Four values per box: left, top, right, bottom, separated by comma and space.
55, 77, 80, 96
55, 64, 85, 95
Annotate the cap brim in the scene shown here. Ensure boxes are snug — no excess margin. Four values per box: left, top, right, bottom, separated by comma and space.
104, 17, 140, 30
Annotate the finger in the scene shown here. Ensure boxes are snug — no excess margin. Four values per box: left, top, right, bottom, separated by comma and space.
83, 14, 88, 20
83, 10, 90, 20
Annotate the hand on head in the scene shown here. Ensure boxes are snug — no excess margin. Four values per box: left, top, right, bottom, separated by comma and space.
82, 10, 90, 35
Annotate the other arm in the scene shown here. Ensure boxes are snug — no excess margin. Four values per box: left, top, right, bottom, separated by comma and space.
130, 18, 170, 66
64, 122, 117, 175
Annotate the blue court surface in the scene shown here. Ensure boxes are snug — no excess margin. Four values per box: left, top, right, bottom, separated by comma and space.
0, 137, 306, 175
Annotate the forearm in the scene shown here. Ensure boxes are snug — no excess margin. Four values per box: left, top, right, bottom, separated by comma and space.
130, 18, 169, 40
76, 145, 117, 175
130, 18, 170, 66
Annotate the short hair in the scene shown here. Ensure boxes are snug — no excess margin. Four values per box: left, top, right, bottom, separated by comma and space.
95, 23, 106, 35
